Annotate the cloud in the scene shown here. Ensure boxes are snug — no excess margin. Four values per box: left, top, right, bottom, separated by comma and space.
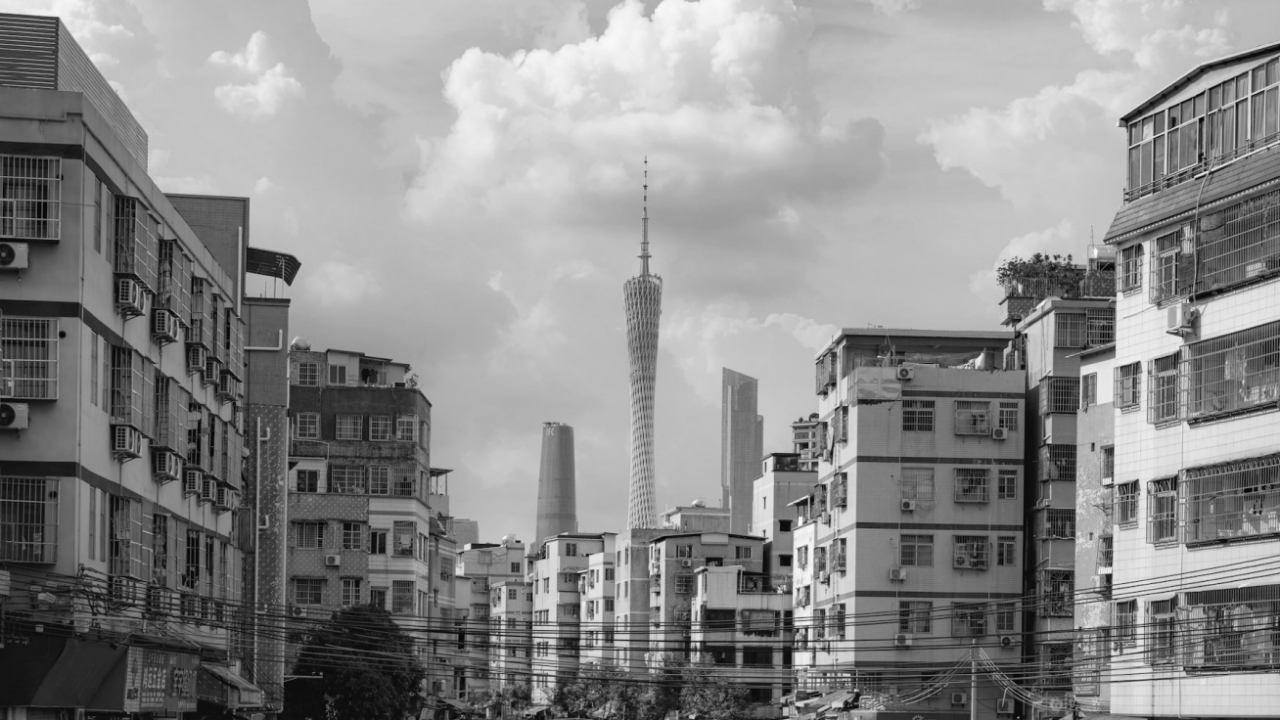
1044, 0, 1230, 70
208, 31, 303, 118
253, 176, 276, 194
153, 174, 216, 194
967, 220, 1079, 314
861, 0, 919, 16
299, 261, 381, 308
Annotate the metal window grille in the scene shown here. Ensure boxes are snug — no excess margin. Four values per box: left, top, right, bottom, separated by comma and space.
954, 400, 991, 435
294, 522, 325, 549
396, 415, 417, 442
1097, 535, 1113, 568
1179, 583, 1280, 669
1146, 478, 1179, 544
0, 155, 60, 240
898, 601, 931, 633
952, 603, 987, 636
1040, 444, 1077, 481
295, 578, 324, 606
342, 522, 364, 550
1116, 481, 1139, 527
831, 604, 846, 639
1040, 376, 1080, 415
297, 362, 318, 386
1044, 509, 1075, 539
902, 467, 935, 507
1086, 307, 1115, 346
1193, 186, 1280, 295
953, 535, 990, 569
1145, 599, 1178, 665
997, 470, 1018, 499
0, 476, 57, 563
0, 317, 58, 400
1183, 319, 1280, 420
152, 374, 182, 452
1055, 313, 1086, 348
900, 534, 933, 566
335, 414, 361, 440
1081, 373, 1097, 409
294, 412, 318, 440
995, 603, 1017, 633
1040, 570, 1074, 617
369, 466, 390, 495
1115, 361, 1142, 408
330, 466, 365, 494
109, 346, 145, 429
1148, 354, 1180, 424
902, 400, 934, 432
998, 402, 1018, 431
370, 416, 392, 441
814, 352, 836, 395
113, 196, 158, 293
833, 538, 847, 572
832, 473, 848, 508
156, 239, 192, 323
997, 537, 1017, 566
1183, 453, 1280, 545
1114, 599, 1137, 646
954, 469, 990, 503
393, 521, 416, 556
341, 578, 361, 607
1041, 643, 1073, 688
675, 573, 693, 594
1150, 228, 1187, 304
1119, 244, 1144, 291
1102, 446, 1115, 480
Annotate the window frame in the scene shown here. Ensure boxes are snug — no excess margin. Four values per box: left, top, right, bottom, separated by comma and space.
294, 578, 324, 606
369, 416, 393, 441
1115, 362, 1142, 410
900, 534, 934, 567
1119, 244, 1144, 293
898, 601, 932, 634
997, 469, 1018, 500
952, 603, 987, 637
335, 414, 363, 441
902, 400, 935, 432
297, 362, 319, 387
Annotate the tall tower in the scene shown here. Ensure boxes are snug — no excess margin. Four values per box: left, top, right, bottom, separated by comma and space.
721, 368, 764, 534
535, 422, 578, 546
624, 160, 663, 529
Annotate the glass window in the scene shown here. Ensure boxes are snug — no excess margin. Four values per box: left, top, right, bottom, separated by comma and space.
294, 522, 325, 549
902, 467, 935, 507
1101, 446, 1115, 481
328, 364, 347, 385
1148, 354, 1180, 424
397, 415, 418, 442
1120, 244, 1144, 292
296, 469, 319, 493
1116, 481, 1139, 527
340, 578, 361, 607
330, 466, 365, 494
998, 470, 1018, 499
297, 362, 318, 386
997, 537, 1017, 566
369, 531, 387, 555
369, 466, 390, 495
294, 578, 324, 605
954, 400, 991, 435
1146, 478, 1178, 544
370, 416, 392, 441
902, 400, 935, 432
900, 534, 933, 566
1055, 313, 1086, 348
952, 603, 987, 636
998, 402, 1019, 431
342, 522, 364, 550
336, 415, 362, 440
1115, 362, 1142, 409
899, 601, 931, 633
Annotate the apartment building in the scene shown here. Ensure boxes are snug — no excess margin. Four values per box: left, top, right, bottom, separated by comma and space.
491, 578, 534, 689
662, 500, 731, 533
284, 345, 459, 694
529, 532, 614, 703
793, 329, 1023, 719
612, 528, 664, 673
690, 565, 793, 706
791, 414, 821, 472
579, 546, 619, 667
453, 539, 526, 700
751, 452, 814, 578
0, 11, 297, 717
1098, 43, 1280, 720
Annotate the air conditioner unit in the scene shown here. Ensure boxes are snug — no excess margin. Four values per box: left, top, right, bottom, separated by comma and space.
289, 605, 305, 617
325, 554, 341, 567
680, 559, 693, 568
1036, 498, 1052, 510
1000, 635, 1015, 648
112, 424, 141, 459
819, 571, 830, 584
996, 698, 1014, 715
186, 344, 207, 374
889, 567, 907, 582
950, 692, 967, 706
900, 498, 917, 513
895, 366, 914, 381
183, 469, 202, 496
821, 512, 832, 525
152, 448, 182, 482
1166, 303, 1197, 336
0, 402, 29, 430
116, 277, 146, 318
199, 477, 216, 503
893, 633, 912, 647
954, 554, 969, 568
152, 309, 178, 344
215, 486, 232, 511
992, 427, 1009, 441
0, 241, 29, 270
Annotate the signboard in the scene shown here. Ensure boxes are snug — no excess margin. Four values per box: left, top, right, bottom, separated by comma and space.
122, 647, 199, 714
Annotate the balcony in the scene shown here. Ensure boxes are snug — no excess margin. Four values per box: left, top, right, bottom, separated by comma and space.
998, 262, 1113, 326
738, 573, 790, 594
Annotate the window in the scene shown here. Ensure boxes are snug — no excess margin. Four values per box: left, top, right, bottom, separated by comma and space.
89, 332, 98, 407
341, 578, 361, 607
675, 573, 693, 594
779, 554, 793, 567
1, 317, 58, 400
1180, 583, 1280, 670
330, 466, 365, 494
1115, 361, 1142, 408
953, 400, 991, 435
675, 544, 693, 558
605, 598, 614, 612
295, 469, 319, 493
734, 546, 752, 560
899, 601, 931, 633
297, 362, 318, 386
328, 364, 347, 385
778, 519, 792, 532
1040, 444, 1077, 482
954, 468, 990, 503
1148, 354, 1180, 424
564, 542, 578, 557
1185, 320, 1280, 420
997, 470, 1018, 500
1192, 187, 1280, 295
342, 522, 364, 550
513, 562, 524, 574
998, 402, 1019, 431
953, 536, 990, 569
0, 155, 61, 240
397, 415, 418, 442
1101, 446, 1115, 481
369, 530, 387, 555
369, 416, 392, 441
995, 603, 1017, 633
1120, 244, 1144, 292
796, 545, 808, 569
391, 580, 415, 614
0, 476, 58, 563
295, 412, 319, 440
902, 467, 935, 506
952, 603, 987, 636
604, 567, 615, 581
1146, 599, 1178, 665
294, 578, 324, 605
1055, 313, 1086, 349
1150, 228, 1187, 303
1080, 373, 1097, 409
1086, 307, 1115, 346
1113, 599, 1137, 647
368, 587, 386, 609
1116, 481, 1139, 527
93, 176, 103, 252
902, 400, 934, 432
1146, 478, 1178, 544
368, 466, 390, 495
997, 536, 1017, 566
1044, 509, 1075, 539
1183, 453, 1280, 545
900, 534, 933, 566
1041, 570, 1073, 617
336, 415, 362, 440
294, 522, 326, 549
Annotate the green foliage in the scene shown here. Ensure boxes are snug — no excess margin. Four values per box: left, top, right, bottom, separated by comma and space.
996, 253, 1084, 295
549, 661, 749, 720
678, 665, 749, 720
283, 605, 425, 720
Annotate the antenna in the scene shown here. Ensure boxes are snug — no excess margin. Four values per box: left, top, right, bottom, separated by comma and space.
640, 157, 650, 276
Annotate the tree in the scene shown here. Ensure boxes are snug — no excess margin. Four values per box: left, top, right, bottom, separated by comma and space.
678, 665, 748, 720
996, 253, 1084, 296
283, 605, 425, 720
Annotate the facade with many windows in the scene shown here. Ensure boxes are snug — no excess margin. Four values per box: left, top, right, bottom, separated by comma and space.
452, 539, 526, 700
1101, 42, 1280, 720
529, 532, 613, 704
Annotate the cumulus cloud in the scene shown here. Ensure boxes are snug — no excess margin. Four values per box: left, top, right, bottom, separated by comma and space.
862, 0, 919, 16
300, 261, 381, 308
208, 31, 303, 118
253, 176, 276, 194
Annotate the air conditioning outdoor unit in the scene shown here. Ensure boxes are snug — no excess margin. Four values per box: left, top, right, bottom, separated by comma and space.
996, 698, 1014, 715
896, 366, 914, 382
0, 241, 29, 270
187, 344, 207, 373
900, 499, 917, 512
215, 486, 232, 511
992, 427, 1009, 440
325, 554, 341, 567
1166, 302, 1197, 336
116, 277, 145, 318
889, 567, 907, 582
184, 469, 202, 496
954, 554, 969, 568
112, 425, 141, 458
152, 309, 178, 344
680, 559, 693, 568
152, 449, 182, 482
289, 605, 305, 617
1000, 635, 1016, 648
893, 633, 912, 647
0, 402, 29, 430
819, 571, 830, 584
950, 692, 967, 706
200, 478, 216, 503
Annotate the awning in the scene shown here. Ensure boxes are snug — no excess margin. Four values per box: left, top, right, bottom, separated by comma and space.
202, 664, 266, 709
29, 638, 127, 708
245, 247, 301, 285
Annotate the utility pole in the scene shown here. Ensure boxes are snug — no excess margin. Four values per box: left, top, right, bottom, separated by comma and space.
971, 640, 978, 720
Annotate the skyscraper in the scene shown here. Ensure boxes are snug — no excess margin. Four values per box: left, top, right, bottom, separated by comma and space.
624, 162, 662, 529
535, 422, 578, 545
721, 368, 764, 534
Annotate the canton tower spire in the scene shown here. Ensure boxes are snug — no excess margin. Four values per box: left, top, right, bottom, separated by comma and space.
624, 158, 662, 529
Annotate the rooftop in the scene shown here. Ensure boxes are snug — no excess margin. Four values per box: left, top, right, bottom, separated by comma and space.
1121, 40, 1280, 124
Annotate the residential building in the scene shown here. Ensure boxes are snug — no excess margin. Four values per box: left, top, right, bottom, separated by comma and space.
535, 422, 577, 548
529, 532, 614, 703
662, 500, 731, 533
691, 565, 794, 707
750, 453, 814, 578
793, 329, 1023, 718
0, 12, 293, 717
454, 538, 526, 700
722, 368, 764, 533
791, 414, 821, 472
1099, 43, 1280, 720
612, 528, 664, 673
580, 546, 619, 667
491, 578, 534, 690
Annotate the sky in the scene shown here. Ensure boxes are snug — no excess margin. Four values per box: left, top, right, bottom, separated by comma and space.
6, 0, 1279, 546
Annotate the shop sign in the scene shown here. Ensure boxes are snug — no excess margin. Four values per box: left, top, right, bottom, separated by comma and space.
123, 647, 199, 714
